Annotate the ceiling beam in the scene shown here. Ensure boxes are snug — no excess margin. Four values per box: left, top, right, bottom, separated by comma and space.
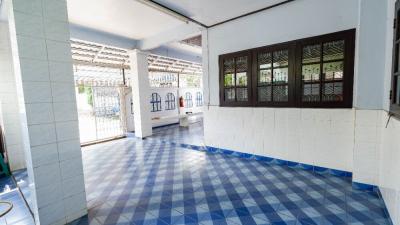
69, 24, 138, 49
136, 22, 202, 50
134, 0, 207, 28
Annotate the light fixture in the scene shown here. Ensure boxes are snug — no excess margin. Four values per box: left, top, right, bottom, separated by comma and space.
135, 0, 189, 24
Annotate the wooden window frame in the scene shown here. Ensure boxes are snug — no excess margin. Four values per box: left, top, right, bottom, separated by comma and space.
252, 42, 296, 107
219, 29, 356, 108
165, 92, 176, 110
219, 50, 253, 107
184, 92, 193, 108
196, 92, 203, 107
151, 93, 162, 112
295, 29, 355, 108
390, 0, 400, 117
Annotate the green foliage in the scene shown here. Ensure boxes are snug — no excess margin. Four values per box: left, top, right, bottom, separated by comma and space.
77, 85, 85, 94
85, 87, 93, 106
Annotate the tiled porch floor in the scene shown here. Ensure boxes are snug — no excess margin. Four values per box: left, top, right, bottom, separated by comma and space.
75, 122, 392, 225
0, 175, 34, 225
3, 122, 393, 225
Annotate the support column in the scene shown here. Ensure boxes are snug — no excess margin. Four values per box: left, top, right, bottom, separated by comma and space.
128, 50, 152, 138
6, 0, 87, 224
0, 22, 26, 171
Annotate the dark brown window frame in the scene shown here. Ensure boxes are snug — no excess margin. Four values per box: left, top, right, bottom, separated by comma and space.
390, 0, 400, 117
219, 29, 356, 108
219, 50, 253, 107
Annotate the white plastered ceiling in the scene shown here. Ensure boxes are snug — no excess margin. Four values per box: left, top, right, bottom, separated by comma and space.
153, 0, 290, 26
67, 0, 185, 40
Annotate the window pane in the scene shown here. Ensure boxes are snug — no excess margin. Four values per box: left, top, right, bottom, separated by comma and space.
303, 44, 321, 64
258, 52, 272, 69
273, 85, 288, 102
302, 64, 320, 82
396, 76, 400, 105
397, 10, 400, 40
303, 84, 320, 102
224, 88, 235, 102
323, 82, 343, 101
323, 40, 344, 61
224, 73, 235, 87
323, 61, 343, 81
395, 43, 400, 73
258, 86, 272, 102
236, 72, 247, 86
223, 58, 235, 73
236, 56, 248, 72
273, 50, 289, 67
236, 88, 248, 101
259, 69, 272, 85
273, 68, 288, 84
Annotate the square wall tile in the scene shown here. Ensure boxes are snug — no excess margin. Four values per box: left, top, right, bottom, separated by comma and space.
63, 192, 87, 220
28, 123, 57, 146
60, 157, 84, 180
14, 11, 44, 38
57, 139, 81, 162
44, 20, 70, 42
48, 61, 74, 82
19, 58, 49, 82
53, 102, 78, 122
31, 143, 58, 168
38, 201, 66, 225
22, 81, 52, 103
16, 35, 47, 60
51, 82, 76, 102
355, 110, 379, 126
46, 40, 72, 62
33, 162, 61, 189
36, 181, 63, 208
55, 121, 79, 141
25, 103, 54, 125
62, 175, 86, 198
12, 0, 43, 16
42, 0, 68, 22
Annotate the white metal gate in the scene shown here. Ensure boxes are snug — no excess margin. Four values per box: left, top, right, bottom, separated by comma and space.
76, 86, 124, 144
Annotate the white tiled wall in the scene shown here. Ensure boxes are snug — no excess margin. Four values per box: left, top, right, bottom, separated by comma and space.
0, 22, 26, 170
204, 106, 390, 191
6, 0, 87, 224
204, 106, 356, 172
379, 114, 400, 225
353, 110, 382, 185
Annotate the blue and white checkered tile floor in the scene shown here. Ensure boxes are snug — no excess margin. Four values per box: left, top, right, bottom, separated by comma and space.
4, 122, 393, 225
71, 122, 392, 225
0, 175, 34, 225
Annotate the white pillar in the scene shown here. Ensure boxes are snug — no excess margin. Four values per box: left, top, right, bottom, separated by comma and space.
128, 50, 152, 138
0, 22, 26, 171
6, 0, 87, 224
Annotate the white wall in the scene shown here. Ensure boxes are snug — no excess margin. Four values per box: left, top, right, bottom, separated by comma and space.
0, 22, 26, 170
202, 0, 392, 184
179, 87, 203, 115
379, 0, 400, 224
204, 107, 355, 171
203, 0, 360, 171
356, 0, 388, 109
150, 87, 179, 127
125, 87, 203, 131
379, 115, 400, 225
206, 0, 360, 106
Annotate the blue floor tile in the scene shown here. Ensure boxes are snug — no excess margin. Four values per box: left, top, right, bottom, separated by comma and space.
3, 122, 394, 225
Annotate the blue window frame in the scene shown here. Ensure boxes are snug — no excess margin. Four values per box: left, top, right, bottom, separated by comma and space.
196, 92, 203, 106
184, 92, 193, 108
165, 93, 176, 110
151, 93, 162, 112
